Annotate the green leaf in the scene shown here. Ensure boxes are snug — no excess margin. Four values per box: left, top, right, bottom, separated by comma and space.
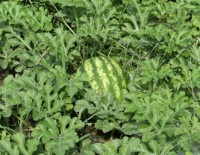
92, 139, 121, 155
119, 137, 132, 155
95, 120, 120, 133
192, 15, 200, 28
12, 132, 39, 155
158, 64, 173, 79
31, 114, 84, 154
140, 58, 160, 84
0, 133, 19, 155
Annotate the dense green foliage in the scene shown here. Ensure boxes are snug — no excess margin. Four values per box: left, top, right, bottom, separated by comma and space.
0, 0, 200, 154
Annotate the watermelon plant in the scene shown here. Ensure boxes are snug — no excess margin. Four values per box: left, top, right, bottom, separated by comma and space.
0, 0, 200, 154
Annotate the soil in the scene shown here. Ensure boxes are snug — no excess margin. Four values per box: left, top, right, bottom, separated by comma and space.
0, 69, 10, 86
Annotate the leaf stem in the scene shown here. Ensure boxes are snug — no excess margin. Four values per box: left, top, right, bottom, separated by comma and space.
49, 0, 78, 37
10, 30, 32, 51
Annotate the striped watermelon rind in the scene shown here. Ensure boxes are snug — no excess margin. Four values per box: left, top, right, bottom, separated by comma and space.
79, 56, 127, 100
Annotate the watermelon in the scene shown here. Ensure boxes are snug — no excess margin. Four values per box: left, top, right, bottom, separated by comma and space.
80, 56, 127, 100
